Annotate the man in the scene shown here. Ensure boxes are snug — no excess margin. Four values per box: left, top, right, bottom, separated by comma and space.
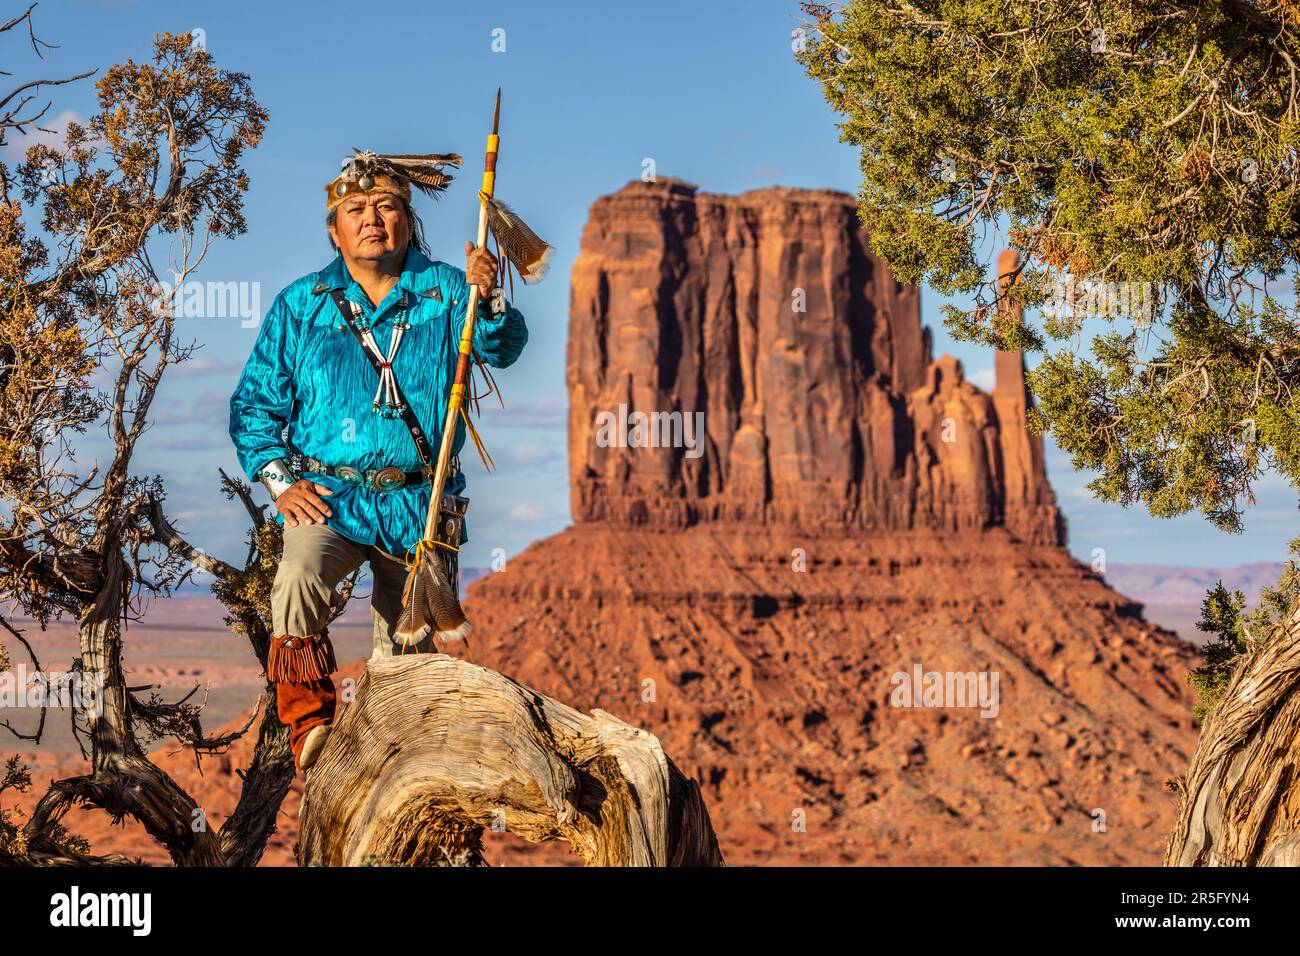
228, 154, 528, 772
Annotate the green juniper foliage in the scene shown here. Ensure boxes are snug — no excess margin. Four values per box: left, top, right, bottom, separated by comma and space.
1190, 582, 1251, 720
797, 0, 1300, 707
1190, 534, 1300, 716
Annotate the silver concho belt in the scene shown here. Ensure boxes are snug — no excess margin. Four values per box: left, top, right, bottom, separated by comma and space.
292, 454, 449, 493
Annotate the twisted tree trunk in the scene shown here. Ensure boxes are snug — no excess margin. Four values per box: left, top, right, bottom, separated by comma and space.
24, 552, 227, 865
1165, 602, 1300, 866
298, 655, 725, 866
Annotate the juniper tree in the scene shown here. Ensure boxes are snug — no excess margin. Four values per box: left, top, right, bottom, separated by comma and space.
796, 0, 1300, 865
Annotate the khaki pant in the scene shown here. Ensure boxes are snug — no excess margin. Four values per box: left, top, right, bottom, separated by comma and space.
270, 521, 438, 659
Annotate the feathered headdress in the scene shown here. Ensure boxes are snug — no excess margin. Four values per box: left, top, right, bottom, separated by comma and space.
326, 148, 464, 211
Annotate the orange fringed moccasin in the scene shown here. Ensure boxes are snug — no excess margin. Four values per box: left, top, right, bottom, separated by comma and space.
268, 628, 338, 772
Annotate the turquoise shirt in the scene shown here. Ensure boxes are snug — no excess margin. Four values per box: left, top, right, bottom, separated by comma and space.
228, 244, 528, 557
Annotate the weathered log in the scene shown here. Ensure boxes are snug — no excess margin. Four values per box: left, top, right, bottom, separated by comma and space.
1165, 601, 1300, 866
298, 655, 725, 866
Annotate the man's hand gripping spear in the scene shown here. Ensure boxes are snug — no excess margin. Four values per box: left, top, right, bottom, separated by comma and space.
393, 89, 552, 655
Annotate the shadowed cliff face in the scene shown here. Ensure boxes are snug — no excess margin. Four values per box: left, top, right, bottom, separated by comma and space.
567, 178, 1065, 545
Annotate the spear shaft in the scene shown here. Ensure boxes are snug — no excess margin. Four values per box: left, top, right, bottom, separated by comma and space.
422, 89, 501, 543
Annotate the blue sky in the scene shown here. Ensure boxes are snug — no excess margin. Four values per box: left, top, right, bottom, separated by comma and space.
5, 0, 1295, 579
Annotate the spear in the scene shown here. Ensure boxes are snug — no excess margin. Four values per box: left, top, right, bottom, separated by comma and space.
393, 88, 552, 652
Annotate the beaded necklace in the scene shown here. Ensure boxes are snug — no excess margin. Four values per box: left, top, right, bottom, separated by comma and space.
340, 290, 412, 418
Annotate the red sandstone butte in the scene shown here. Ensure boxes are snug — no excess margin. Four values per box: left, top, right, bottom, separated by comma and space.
465, 178, 1201, 865
566, 179, 1065, 544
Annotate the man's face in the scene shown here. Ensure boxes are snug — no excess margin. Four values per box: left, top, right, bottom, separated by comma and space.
329, 191, 412, 264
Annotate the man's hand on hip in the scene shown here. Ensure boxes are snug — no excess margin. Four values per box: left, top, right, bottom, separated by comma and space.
276, 479, 334, 527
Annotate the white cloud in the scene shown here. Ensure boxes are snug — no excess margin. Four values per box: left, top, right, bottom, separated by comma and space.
507, 444, 559, 466
969, 366, 995, 391
150, 390, 230, 429
480, 392, 565, 428
1, 110, 91, 160
167, 356, 245, 380
508, 502, 548, 522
